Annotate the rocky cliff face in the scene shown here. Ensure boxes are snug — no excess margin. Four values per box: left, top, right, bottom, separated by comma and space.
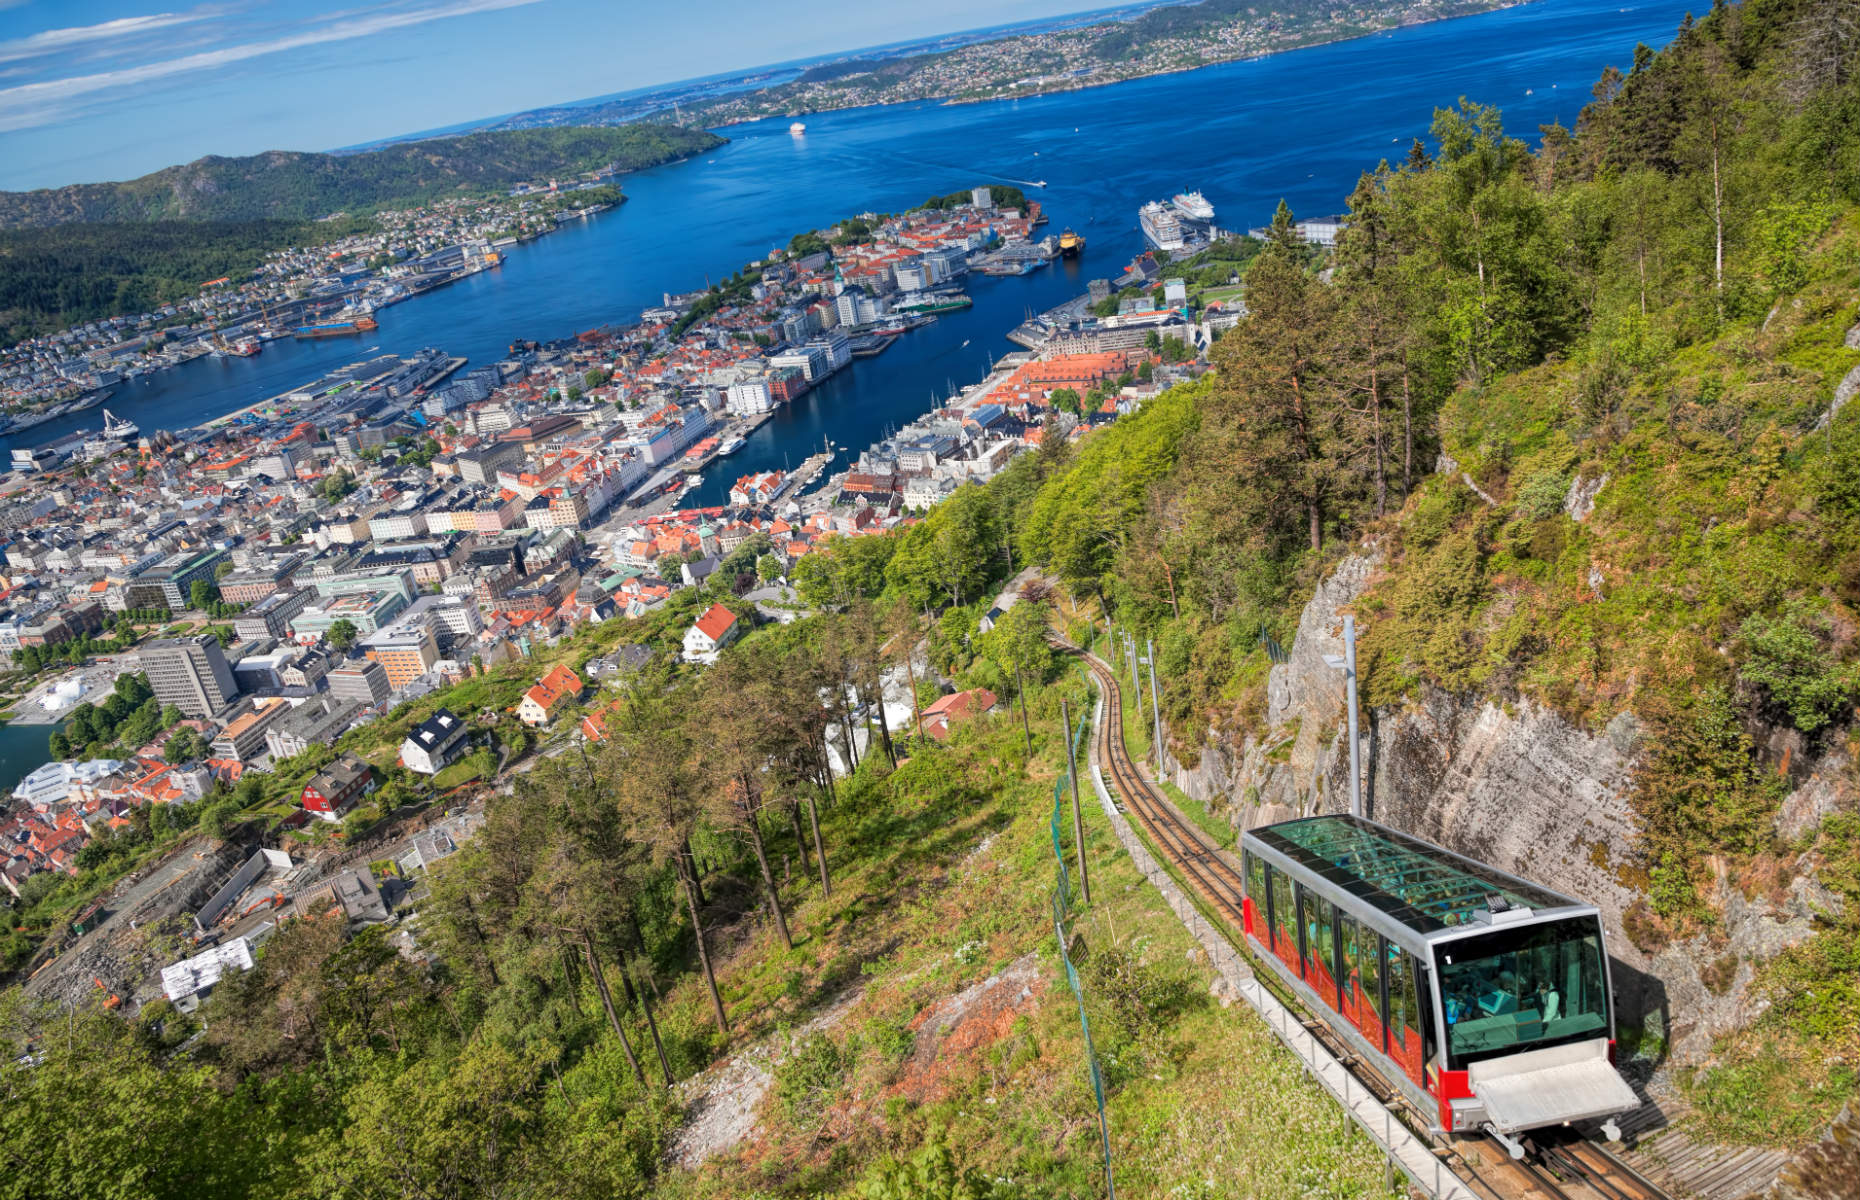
1166, 548, 1852, 1064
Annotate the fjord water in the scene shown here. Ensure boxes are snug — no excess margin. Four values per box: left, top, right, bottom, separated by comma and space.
13, 0, 1690, 514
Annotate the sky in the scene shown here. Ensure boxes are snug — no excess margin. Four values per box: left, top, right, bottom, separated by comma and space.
0, 0, 1114, 191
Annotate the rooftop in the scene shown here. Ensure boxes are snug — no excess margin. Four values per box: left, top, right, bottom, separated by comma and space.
1248, 815, 1577, 935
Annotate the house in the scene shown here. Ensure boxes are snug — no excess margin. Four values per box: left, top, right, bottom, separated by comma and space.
292, 866, 389, 923
682, 603, 741, 664
579, 698, 626, 743
517, 663, 584, 727
300, 753, 376, 822
399, 708, 470, 775
920, 687, 998, 740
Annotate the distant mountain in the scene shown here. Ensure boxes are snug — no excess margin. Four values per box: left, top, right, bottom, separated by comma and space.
0, 125, 725, 231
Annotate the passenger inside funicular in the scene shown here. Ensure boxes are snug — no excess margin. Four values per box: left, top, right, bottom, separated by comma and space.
1436, 917, 1609, 1064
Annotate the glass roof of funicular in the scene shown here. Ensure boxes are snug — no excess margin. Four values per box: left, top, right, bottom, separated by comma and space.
1251, 815, 1576, 934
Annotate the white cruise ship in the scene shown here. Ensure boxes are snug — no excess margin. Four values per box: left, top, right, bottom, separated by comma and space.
1172, 190, 1216, 223
1138, 201, 1186, 252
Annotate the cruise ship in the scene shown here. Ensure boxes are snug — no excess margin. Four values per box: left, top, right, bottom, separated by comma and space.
1138, 201, 1187, 252
1172, 190, 1216, 223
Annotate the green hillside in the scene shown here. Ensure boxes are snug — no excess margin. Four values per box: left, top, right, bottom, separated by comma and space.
986, 0, 1860, 1140
0, 124, 724, 229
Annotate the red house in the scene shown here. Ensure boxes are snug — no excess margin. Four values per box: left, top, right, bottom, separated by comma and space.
301, 754, 376, 823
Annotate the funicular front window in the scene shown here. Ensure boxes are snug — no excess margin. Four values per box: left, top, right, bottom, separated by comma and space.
1434, 916, 1610, 1068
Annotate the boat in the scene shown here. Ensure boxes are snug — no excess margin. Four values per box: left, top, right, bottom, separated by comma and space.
100, 409, 139, 441
718, 436, 746, 456
1139, 200, 1187, 252
293, 315, 379, 338
790, 121, 807, 135
1058, 227, 1085, 258
227, 338, 260, 357
1171, 190, 1217, 223
1030, 179, 1047, 188
894, 291, 973, 315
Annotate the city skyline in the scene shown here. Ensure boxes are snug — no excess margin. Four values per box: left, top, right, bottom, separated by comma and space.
0, 0, 1116, 191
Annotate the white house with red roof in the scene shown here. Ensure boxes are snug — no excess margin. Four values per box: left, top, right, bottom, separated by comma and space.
682, 603, 741, 664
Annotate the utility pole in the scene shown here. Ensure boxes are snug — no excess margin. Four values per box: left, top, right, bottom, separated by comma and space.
1126, 634, 1143, 730
1146, 636, 1163, 771
1323, 616, 1364, 818
1062, 698, 1090, 903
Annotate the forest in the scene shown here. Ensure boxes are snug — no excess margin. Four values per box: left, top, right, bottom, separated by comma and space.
4, 0, 1859, 1194
0, 125, 725, 229
0, 216, 371, 345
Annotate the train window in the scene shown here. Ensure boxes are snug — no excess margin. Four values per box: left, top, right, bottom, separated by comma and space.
1301, 886, 1340, 1008
1246, 852, 1267, 915
1270, 866, 1296, 962
1362, 927, 1386, 1053
1342, 917, 1385, 1050
1416, 967, 1437, 1069
1433, 916, 1611, 1069
1386, 945, 1410, 1039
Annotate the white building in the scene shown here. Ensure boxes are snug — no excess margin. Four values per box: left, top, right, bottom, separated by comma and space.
726, 377, 775, 415
162, 937, 256, 1005
682, 603, 741, 664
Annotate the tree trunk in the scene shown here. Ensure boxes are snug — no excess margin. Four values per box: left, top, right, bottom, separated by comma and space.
806, 789, 831, 898
836, 684, 860, 773
462, 890, 501, 988
679, 856, 728, 1034
788, 800, 812, 879
682, 839, 706, 909
901, 642, 925, 742
1370, 366, 1387, 518
635, 962, 674, 1086
873, 686, 896, 767
1710, 120, 1725, 307
1307, 499, 1322, 552
1015, 665, 1034, 757
1401, 365, 1415, 499
742, 801, 793, 950
583, 934, 644, 1085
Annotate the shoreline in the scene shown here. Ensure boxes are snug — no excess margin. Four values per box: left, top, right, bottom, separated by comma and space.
689, 0, 1536, 135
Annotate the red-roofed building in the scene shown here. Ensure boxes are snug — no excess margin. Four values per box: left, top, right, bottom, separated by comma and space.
682, 603, 741, 664
921, 687, 998, 740
518, 663, 584, 726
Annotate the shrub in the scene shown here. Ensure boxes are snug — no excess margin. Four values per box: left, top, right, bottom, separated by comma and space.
1737, 601, 1857, 734
775, 1032, 845, 1124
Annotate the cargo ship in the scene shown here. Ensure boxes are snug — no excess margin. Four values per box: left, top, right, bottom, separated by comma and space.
1058, 228, 1085, 258
293, 315, 379, 339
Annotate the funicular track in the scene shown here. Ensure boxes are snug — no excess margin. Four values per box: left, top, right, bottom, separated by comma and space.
1063, 640, 1673, 1200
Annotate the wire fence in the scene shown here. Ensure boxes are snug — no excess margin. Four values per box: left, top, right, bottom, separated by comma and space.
1050, 710, 1115, 1199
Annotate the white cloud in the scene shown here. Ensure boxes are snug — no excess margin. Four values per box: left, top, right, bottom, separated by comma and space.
0, 12, 220, 65
0, 0, 549, 132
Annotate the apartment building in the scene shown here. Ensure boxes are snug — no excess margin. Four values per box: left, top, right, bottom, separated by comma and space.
361, 621, 439, 690
143, 634, 238, 718
327, 659, 391, 707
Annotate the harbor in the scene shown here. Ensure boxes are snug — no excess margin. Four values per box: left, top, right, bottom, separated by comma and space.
0, 0, 1699, 506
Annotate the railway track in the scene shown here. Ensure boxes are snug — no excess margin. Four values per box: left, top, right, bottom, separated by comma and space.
1065, 640, 1674, 1200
